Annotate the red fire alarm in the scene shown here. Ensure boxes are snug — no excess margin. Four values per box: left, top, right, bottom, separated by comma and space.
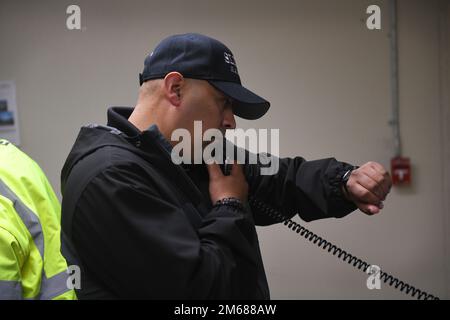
391, 156, 411, 185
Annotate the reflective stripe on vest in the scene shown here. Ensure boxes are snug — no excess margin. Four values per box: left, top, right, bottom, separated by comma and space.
0, 179, 71, 300
0, 281, 22, 299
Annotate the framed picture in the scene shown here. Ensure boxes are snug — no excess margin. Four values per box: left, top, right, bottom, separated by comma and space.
0, 82, 20, 145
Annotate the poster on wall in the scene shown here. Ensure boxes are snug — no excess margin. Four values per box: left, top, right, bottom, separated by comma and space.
0, 81, 20, 146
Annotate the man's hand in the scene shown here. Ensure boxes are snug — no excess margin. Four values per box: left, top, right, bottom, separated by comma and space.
344, 162, 392, 215
207, 162, 248, 204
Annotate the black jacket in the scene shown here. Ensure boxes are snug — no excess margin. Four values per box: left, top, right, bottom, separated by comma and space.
60, 106, 357, 299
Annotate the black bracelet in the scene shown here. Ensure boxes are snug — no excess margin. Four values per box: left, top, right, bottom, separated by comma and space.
212, 197, 244, 211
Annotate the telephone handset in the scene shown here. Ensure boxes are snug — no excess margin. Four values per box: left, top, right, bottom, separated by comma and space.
221, 158, 439, 300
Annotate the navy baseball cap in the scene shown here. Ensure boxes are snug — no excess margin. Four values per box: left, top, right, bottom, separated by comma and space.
139, 33, 270, 120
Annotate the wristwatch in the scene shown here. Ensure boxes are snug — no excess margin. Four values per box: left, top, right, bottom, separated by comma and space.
341, 166, 358, 197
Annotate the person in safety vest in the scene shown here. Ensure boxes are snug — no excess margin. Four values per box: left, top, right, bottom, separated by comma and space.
0, 139, 76, 300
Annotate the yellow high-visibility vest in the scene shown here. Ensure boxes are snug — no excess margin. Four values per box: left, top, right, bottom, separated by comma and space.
0, 139, 76, 300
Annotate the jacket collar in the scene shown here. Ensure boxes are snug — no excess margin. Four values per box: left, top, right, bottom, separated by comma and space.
107, 107, 140, 137
107, 106, 173, 153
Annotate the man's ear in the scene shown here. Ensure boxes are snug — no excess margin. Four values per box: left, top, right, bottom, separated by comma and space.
163, 72, 184, 107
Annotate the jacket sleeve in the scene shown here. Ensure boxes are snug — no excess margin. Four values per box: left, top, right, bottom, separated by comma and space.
0, 224, 23, 299
72, 163, 260, 299
244, 152, 358, 225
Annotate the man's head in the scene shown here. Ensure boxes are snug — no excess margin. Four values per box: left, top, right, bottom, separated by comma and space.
135, 72, 236, 143
130, 33, 270, 148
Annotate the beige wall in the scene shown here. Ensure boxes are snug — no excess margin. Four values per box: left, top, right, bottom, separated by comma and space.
0, 0, 448, 299
439, 0, 450, 298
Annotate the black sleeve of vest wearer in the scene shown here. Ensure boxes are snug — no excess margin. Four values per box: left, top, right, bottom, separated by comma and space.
72, 164, 260, 299
244, 152, 358, 226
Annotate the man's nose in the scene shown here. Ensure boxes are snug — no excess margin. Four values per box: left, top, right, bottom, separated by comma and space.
222, 107, 236, 130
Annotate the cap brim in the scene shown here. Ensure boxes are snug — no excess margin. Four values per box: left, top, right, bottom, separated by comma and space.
208, 81, 270, 120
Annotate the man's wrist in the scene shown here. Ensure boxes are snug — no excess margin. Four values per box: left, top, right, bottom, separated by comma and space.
341, 166, 358, 200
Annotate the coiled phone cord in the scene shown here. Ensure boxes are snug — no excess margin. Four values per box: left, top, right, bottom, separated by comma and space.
249, 197, 440, 300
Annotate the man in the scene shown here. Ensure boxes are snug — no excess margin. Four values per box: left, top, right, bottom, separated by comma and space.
61, 33, 391, 299
0, 139, 76, 300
